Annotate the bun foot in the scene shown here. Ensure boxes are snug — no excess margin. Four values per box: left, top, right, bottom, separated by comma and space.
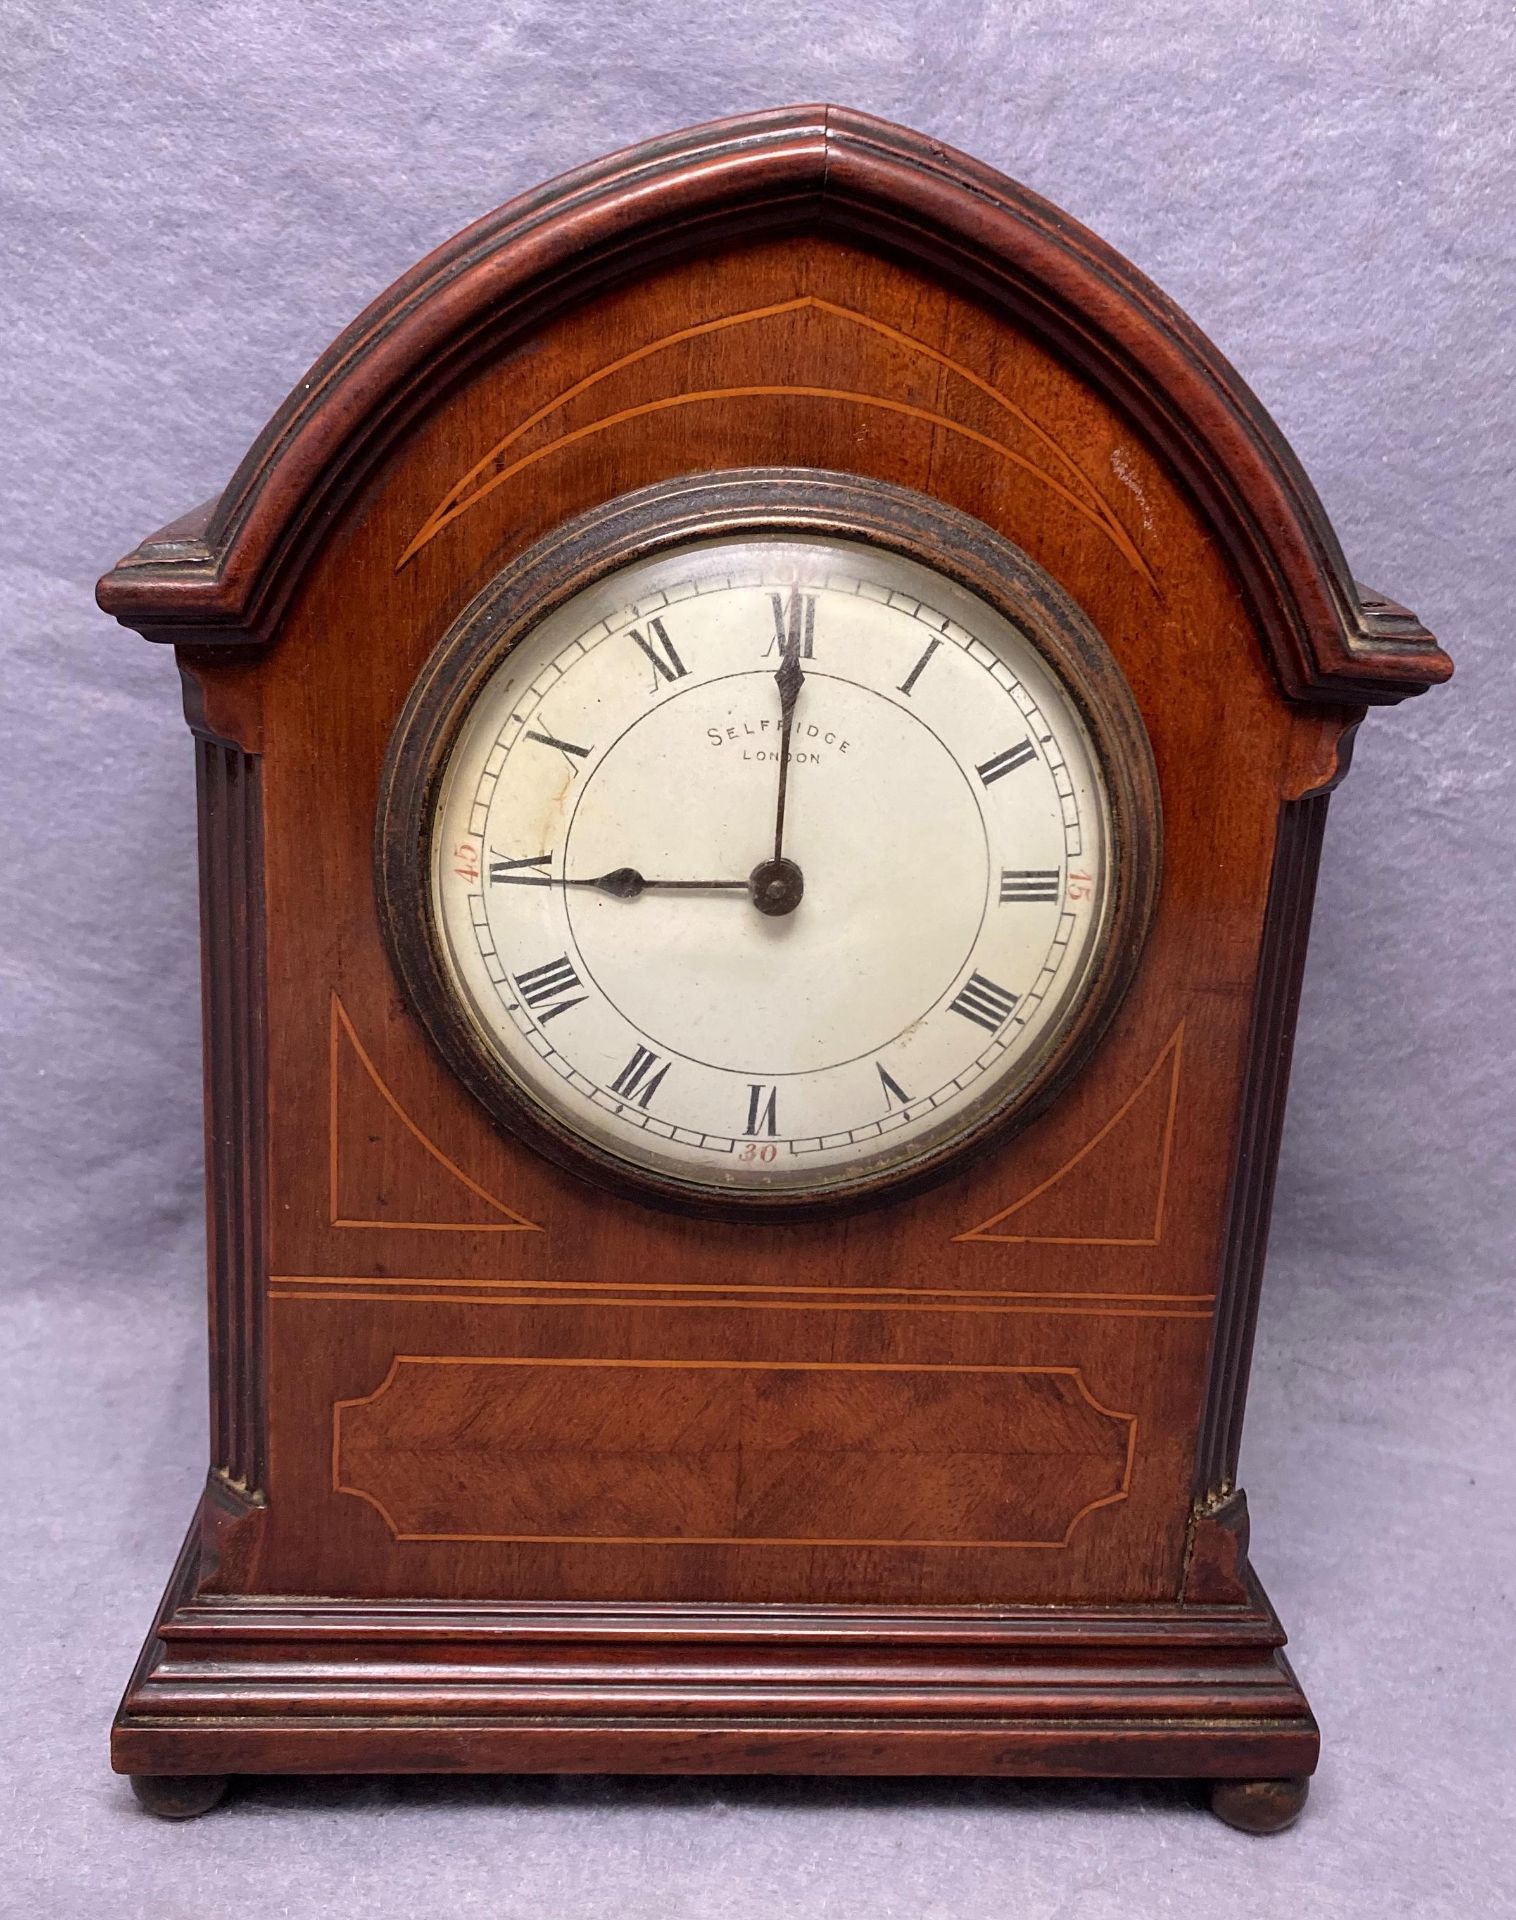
129, 1774, 230, 1820
1209, 1775, 1309, 1834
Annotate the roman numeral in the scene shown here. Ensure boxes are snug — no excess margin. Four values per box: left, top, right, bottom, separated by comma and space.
511, 954, 587, 1025
488, 852, 552, 886
976, 740, 1036, 785
744, 1083, 779, 1136
765, 590, 816, 659
524, 727, 592, 769
610, 1044, 670, 1108
948, 971, 1019, 1033
897, 638, 941, 696
629, 616, 688, 687
877, 1062, 911, 1110
999, 869, 1060, 903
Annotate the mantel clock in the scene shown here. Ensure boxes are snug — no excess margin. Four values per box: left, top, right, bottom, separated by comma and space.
97, 107, 1451, 1831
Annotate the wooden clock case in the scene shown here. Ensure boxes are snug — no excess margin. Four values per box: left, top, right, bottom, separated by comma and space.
97, 106, 1450, 1830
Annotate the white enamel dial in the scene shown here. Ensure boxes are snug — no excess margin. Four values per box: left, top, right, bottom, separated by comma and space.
428, 532, 1119, 1199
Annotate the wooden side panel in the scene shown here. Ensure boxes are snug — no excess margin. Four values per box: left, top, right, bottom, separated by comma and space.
1196, 793, 1331, 1496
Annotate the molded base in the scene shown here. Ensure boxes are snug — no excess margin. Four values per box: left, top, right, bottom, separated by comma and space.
113, 1505, 1319, 1792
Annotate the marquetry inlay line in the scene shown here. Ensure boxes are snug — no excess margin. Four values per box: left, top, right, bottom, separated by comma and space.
955, 1022, 1185, 1246
328, 991, 539, 1233
273, 1272, 1215, 1305
339, 1524, 1123, 1551
396, 295, 1153, 582
332, 1355, 1138, 1551
274, 1288, 1214, 1322
346, 1352, 1134, 1388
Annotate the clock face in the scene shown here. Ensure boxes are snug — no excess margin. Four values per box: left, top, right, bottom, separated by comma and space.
381, 474, 1160, 1215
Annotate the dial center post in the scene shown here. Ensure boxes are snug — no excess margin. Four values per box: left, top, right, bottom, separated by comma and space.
748, 855, 805, 917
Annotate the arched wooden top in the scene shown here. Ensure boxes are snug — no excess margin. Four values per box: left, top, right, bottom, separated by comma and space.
96, 103, 1448, 704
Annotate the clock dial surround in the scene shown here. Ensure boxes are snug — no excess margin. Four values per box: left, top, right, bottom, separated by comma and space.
378, 470, 1162, 1218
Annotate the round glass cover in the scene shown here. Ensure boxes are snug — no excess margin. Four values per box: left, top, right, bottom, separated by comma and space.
423, 527, 1127, 1201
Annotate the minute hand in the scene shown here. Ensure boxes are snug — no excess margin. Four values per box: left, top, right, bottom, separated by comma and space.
771, 596, 807, 862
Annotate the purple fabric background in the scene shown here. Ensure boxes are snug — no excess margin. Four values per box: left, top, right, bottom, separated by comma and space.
3, 2, 1512, 1912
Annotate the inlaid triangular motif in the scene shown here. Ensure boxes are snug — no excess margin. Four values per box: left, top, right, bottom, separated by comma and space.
955, 1023, 1184, 1245
328, 992, 539, 1233
397, 296, 1152, 584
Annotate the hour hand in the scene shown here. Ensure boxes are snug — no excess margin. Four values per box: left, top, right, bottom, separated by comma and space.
595, 862, 801, 915
487, 857, 747, 900
584, 868, 749, 900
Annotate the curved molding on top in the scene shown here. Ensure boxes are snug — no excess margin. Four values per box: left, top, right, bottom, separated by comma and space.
96, 104, 1450, 705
